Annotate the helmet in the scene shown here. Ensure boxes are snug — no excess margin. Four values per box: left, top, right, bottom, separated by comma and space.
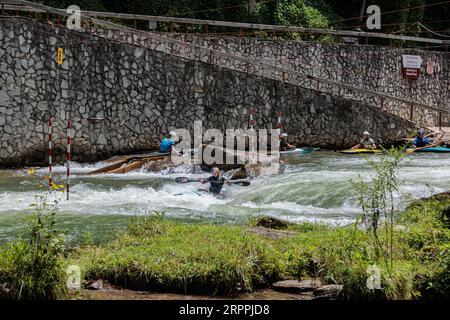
281, 133, 288, 138
363, 131, 370, 136
169, 131, 177, 137
418, 129, 425, 136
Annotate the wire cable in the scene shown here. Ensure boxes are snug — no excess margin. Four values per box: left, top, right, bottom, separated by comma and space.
417, 21, 450, 38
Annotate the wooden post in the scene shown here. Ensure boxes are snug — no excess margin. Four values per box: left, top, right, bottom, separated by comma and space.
240, 27, 244, 37
46, 11, 49, 23
134, 19, 137, 29
1, 4, 4, 16
316, 81, 320, 95
410, 105, 414, 122
381, 97, 384, 110
208, 52, 213, 64
205, 24, 208, 34
439, 112, 442, 131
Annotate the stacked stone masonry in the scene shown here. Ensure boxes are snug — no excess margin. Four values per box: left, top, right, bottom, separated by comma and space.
0, 17, 418, 166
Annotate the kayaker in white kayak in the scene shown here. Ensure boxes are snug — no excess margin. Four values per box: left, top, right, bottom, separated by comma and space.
279, 133, 296, 152
351, 131, 377, 150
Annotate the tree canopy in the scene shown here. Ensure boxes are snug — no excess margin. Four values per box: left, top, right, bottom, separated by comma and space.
36, 0, 450, 38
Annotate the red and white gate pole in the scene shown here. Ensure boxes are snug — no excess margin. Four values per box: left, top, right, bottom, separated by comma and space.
249, 110, 257, 163
48, 117, 53, 191
277, 111, 282, 132
66, 119, 72, 201
249, 110, 255, 131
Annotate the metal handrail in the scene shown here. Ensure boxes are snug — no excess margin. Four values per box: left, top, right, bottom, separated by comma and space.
1, 1, 448, 123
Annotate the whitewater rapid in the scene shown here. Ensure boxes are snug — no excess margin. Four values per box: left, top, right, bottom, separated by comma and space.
1, 151, 449, 242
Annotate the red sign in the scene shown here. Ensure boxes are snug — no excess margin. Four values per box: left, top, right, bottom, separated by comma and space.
403, 68, 420, 80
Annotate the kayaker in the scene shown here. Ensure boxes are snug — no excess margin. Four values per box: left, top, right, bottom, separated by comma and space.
159, 131, 179, 153
279, 133, 296, 151
201, 167, 228, 196
351, 131, 377, 150
412, 129, 445, 148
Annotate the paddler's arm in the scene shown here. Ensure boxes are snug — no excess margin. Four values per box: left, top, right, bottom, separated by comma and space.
351, 144, 362, 150
170, 145, 182, 156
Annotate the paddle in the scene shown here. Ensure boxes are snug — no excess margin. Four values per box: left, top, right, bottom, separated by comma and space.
406, 143, 440, 154
175, 177, 251, 186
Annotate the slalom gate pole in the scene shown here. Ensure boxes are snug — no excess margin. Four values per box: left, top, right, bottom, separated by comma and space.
48, 117, 53, 190
66, 119, 72, 200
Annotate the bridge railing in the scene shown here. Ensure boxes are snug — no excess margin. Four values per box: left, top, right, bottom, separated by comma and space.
1, 0, 449, 129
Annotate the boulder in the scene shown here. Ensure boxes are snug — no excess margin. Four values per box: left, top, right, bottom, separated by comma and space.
313, 284, 343, 300
230, 166, 248, 180
272, 280, 322, 293
83, 279, 115, 291
256, 216, 290, 230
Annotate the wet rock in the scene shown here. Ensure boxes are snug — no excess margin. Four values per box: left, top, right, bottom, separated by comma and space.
272, 280, 322, 293
256, 216, 290, 230
230, 166, 248, 180
83, 279, 115, 291
313, 284, 343, 300
408, 191, 450, 211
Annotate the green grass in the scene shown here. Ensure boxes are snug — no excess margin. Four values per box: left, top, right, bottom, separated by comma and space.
0, 240, 67, 300
2, 197, 449, 299
68, 198, 450, 298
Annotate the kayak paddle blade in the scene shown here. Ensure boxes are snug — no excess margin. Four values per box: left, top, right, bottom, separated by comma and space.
175, 177, 190, 183
229, 180, 251, 186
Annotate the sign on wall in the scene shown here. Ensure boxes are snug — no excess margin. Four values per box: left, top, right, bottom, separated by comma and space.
57, 48, 63, 65
402, 55, 422, 80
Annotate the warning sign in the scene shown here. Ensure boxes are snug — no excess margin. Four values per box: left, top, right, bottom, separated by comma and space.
403, 68, 420, 80
402, 55, 422, 80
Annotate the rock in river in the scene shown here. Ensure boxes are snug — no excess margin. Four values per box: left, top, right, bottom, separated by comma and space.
272, 280, 322, 293
313, 284, 343, 300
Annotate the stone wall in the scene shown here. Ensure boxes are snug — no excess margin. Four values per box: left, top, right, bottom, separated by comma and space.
0, 17, 415, 167
163, 33, 450, 127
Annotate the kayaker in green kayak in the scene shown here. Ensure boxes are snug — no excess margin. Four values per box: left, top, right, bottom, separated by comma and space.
351, 131, 377, 150
280, 133, 296, 151
200, 167, 229, 196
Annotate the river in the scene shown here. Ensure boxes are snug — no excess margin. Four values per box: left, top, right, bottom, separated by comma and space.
1, 151, 449, 244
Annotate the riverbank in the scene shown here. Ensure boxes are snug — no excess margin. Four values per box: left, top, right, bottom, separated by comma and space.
1, 193, 449, 299
62, 195, 449, 299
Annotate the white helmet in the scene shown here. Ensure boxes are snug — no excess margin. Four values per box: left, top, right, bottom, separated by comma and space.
169, 131, 177, 137
281, 133, 288, 138
363, 131, 370, 136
